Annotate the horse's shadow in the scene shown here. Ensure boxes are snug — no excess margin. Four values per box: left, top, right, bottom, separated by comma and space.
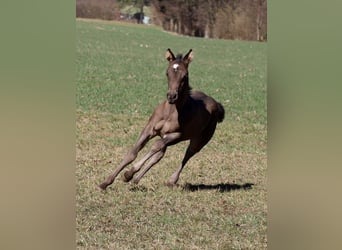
127, 182, 254, 193
183, 182, 254, 192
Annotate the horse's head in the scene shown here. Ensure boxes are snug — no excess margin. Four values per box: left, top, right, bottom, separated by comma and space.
165, 48, 193, 104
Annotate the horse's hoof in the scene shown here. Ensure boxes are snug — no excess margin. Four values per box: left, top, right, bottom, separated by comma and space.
123, 171, 133, 182
98, 183, 107, 191
166, 182, 177, 188
132, 178, 140, 185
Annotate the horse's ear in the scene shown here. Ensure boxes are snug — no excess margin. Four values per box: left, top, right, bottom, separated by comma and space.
183, 49, 193, 65
166, 48, 175, 62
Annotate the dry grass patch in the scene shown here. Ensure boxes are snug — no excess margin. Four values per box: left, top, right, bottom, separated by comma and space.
76, 110, 266, 249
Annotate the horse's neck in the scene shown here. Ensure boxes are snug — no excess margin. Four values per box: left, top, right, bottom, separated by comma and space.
175, 84, 191, 109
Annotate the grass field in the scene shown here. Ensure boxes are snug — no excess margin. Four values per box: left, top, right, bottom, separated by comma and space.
76, 19, 267, 249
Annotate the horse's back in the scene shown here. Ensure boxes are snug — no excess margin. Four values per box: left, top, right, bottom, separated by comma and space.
190, 90, 225, 123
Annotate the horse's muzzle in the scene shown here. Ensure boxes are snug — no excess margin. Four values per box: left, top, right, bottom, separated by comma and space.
167, 91, 178, 104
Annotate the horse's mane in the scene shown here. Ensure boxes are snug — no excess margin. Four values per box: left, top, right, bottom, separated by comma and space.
175, 54, 183, 61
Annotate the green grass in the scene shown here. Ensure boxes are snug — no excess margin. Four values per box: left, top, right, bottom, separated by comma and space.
76, 19, 267, 249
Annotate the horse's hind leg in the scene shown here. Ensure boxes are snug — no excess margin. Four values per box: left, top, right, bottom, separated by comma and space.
168, 121, 217, 186
98, 125, 154, 190
167, 143, 198, 186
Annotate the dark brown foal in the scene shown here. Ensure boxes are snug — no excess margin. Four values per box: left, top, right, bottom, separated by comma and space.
99, 48, 225, 190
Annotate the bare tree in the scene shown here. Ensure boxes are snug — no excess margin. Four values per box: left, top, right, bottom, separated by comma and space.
150, 0, 267, 41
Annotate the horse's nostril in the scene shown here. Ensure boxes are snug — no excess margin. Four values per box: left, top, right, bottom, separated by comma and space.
167, 92, 178, 103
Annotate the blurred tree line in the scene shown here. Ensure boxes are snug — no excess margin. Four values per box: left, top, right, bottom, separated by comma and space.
151, 0, 267, 41
76, 0, 267, 41
76, 0, 120, 20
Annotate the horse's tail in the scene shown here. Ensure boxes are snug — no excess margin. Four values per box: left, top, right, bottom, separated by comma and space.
216, 102, 225, 123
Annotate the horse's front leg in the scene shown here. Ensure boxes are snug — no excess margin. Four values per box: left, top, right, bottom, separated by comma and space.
122, 146, 157, 182
98, 124, 155, 190
131, 132, 182, 184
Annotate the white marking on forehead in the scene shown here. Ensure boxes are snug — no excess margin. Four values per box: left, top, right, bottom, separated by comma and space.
173, 63, 179, 70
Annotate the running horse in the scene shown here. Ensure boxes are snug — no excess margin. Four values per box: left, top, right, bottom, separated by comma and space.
99, 49, 225, 190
